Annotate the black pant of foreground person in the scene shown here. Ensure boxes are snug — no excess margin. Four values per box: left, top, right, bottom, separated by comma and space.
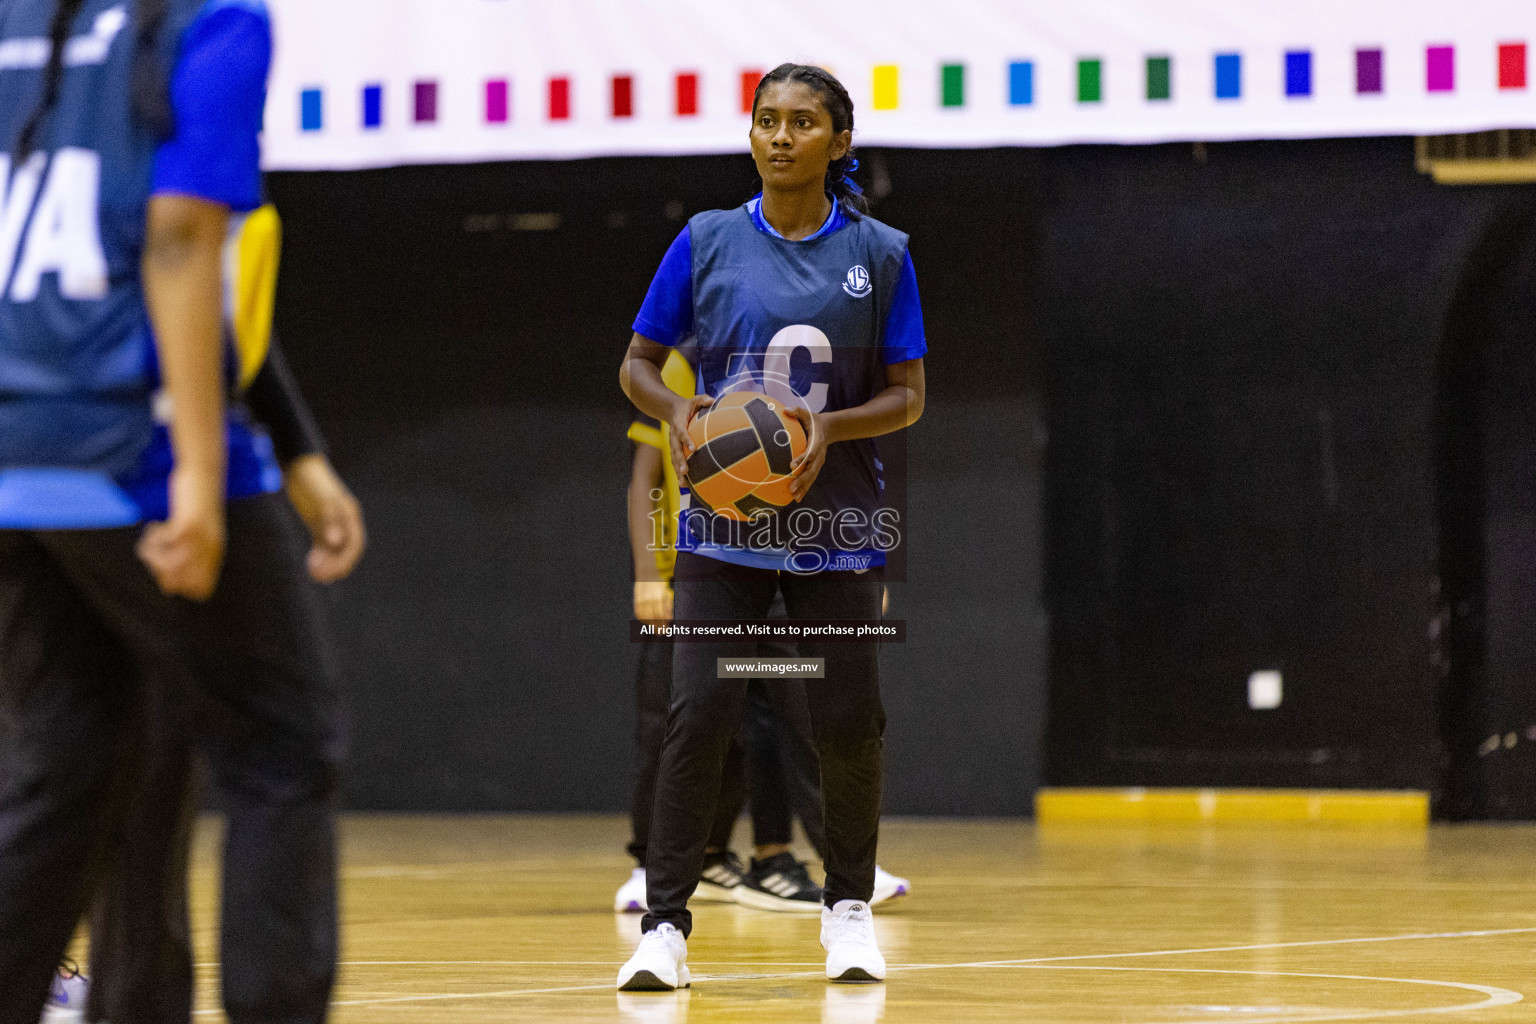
0, 494, 343, 1024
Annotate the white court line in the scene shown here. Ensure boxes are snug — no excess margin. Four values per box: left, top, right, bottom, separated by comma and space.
207, 926, 1536, 971
908, 925, 1536, 970
189, 925, 1534, 1014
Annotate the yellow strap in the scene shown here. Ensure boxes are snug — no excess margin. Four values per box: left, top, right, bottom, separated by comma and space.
227, 205, 282, 389
627, 421, 664, 451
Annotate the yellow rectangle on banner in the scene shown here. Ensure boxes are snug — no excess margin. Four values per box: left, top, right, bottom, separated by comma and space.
873, 65, 899, 109
1036, 788, 1429, 827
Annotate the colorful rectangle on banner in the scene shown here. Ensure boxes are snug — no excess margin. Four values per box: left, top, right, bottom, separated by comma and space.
362, 84, 382, 128
612, 75, 634, 117
941, 63, 965, 107
1426, 45, 1454, 92
1499, 43, 1528, 90
676, 73, 699, 116
1285, 51, 1312, 97
1146, 56, 1171, 100
300, 88, 322, 131
741, 70, 763, 113
549, 77, 571, 120
1009, 61, 1033, 105
1078, 59, 1102, 103
485, 80, 508, 123
414, 81, 437, 123
1214, 53, 1241, 99
1357, 48, 1384, 93
873, 65, 898, 109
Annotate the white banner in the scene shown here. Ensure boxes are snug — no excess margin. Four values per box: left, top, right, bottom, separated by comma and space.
262, 0, 1536, 170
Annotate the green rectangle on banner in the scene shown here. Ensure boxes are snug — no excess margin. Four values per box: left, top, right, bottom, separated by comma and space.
1146, 56, 1171, 100
941, 63, 965, 107
1078, 59, 1102, 102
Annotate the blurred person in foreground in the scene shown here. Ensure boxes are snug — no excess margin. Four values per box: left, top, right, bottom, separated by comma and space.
0, 1, 345, 1021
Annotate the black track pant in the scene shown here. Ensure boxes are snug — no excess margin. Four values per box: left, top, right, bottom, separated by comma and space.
642, 552, 884, 938
0, 494, 343, 1024
628, 637, 745, 865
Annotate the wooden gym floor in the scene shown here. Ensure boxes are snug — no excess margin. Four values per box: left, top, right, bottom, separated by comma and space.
171, 815, 1536, 1023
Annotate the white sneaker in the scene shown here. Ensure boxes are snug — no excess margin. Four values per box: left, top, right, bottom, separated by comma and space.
821, 900, 886, 983
616, 867, 648, 913
618, 922, 691, 991
870, 865, 910, 905
40, 965, 87, 1024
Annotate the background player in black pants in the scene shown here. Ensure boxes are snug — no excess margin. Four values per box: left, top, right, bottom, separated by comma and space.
621, 362, 753, 912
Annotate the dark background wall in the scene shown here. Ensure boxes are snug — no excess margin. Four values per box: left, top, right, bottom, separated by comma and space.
267, 137, 1536, 817
267, 149, 1047, 815
1036, 138, 1536, 811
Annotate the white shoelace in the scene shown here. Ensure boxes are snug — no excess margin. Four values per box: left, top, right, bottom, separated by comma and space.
638, 923, 682, 956
829, 903, 874, 943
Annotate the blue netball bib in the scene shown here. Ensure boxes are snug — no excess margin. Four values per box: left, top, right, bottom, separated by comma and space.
0, 0, 280, 527
682, 203, 910, 572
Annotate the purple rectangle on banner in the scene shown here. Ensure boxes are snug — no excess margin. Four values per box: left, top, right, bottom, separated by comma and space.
414, 81, 438, 123
1426, 45, 1454, 92
1356, 48, 1384, 93
486, 80, 509, 123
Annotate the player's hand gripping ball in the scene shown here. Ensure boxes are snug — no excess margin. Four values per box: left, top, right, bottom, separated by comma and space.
685, 392, 808, 520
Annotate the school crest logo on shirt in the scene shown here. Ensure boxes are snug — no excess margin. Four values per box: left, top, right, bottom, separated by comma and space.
843, 265, 872, 299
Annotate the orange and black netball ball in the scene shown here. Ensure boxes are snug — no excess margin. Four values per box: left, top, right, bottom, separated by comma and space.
685, 392, 808, 521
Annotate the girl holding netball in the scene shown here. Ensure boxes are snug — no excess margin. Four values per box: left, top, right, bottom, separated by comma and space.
618, 62, 926, 988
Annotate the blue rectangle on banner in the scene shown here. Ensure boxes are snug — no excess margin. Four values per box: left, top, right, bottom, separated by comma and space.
1009, 61, 1034, 105
363, 85, 383, 128
1285, 51, 1312, 96
1215, 53, 1242, 99
300, 88, 323, 131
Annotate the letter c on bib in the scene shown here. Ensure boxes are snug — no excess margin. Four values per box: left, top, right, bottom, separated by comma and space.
763, 324, 831, 413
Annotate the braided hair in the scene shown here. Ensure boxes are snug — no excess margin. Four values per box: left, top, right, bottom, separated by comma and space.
15, 0, 175, 159
751, 63, 868, 219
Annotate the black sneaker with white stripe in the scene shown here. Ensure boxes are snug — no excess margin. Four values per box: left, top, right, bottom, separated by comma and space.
732, 852, 823, 913
693, 850, 748, 903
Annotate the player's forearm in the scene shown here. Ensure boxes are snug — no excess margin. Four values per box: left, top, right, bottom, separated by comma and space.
620, 334, 689, 425
143, 195, 229, 483
822, 357, 924, 442
627, 480, 662, 581
822, 385, 923, 442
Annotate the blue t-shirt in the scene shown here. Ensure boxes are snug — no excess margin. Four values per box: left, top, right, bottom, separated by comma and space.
633, 196, 928, 366
0, 1, 277, 528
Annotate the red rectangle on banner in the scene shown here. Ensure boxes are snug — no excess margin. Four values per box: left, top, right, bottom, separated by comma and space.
676, 72, 699, 116
548, 77, 570, 120
741, 69, 763, 113
612, 75, 634, 117
1499, 43, 1527, 89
